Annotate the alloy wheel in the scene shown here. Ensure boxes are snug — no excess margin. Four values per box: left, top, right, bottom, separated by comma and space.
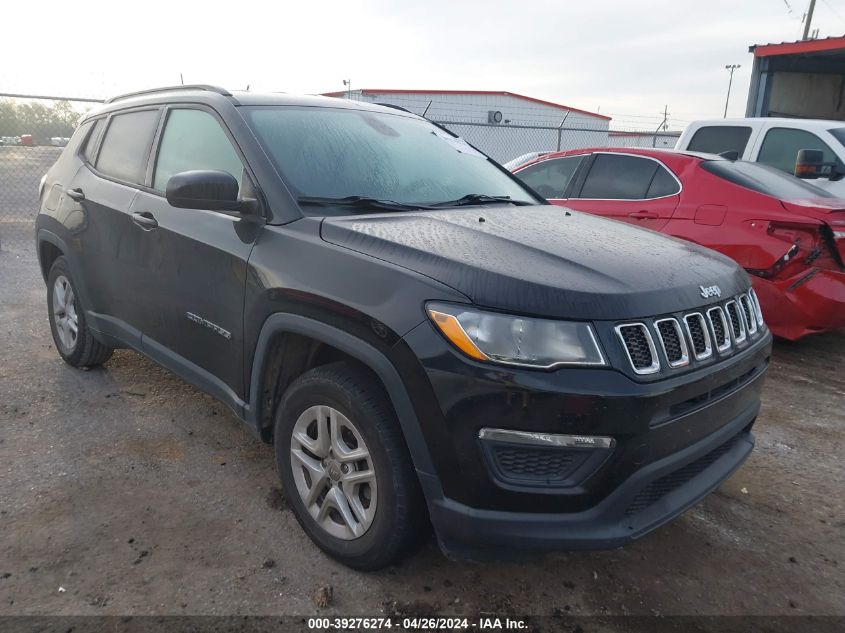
290, 405, 378, 540
52, 275, 78, 352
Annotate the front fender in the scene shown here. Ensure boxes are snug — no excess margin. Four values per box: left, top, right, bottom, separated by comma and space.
244, 312, 439, 485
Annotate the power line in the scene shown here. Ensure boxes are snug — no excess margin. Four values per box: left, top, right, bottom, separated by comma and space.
0, 92, 104, 103
820, 0, 845, 22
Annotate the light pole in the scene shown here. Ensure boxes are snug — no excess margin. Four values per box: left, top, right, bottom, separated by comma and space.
724, 64, 741, 118
343, 79, 351, 100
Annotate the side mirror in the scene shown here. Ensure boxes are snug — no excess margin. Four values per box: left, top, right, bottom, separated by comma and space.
795, 149, 825, 179
165, 170, 257, 214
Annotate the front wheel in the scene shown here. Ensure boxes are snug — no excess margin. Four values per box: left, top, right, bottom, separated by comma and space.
274, 362, 427, 570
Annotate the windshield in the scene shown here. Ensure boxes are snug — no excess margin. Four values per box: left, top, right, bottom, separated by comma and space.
700, 159, 835, 199
243, 106, 537, 210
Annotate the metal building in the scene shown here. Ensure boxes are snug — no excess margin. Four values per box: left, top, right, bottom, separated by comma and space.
322, 89, 610, 163
746, 35, 845, 120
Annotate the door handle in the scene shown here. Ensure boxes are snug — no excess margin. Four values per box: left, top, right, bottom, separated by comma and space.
131, 211, 159, 230
628, 210, 659, 220
66, 187, 85, 202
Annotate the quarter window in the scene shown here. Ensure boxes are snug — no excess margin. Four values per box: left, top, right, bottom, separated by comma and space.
96, 109, 160, 184
82, 119, 105, 163
515, 155, 585, 198
153, 109, 244, 193
687, 126, 752, 156
646, 165, 680, 198
578, 154, 677, 200
758, 128, 839, 175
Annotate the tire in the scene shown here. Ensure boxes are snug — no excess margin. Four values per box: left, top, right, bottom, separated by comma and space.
274, 362, 427, 570
46, 256, 113, 367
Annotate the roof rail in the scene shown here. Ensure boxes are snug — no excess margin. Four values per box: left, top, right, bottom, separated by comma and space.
105, 84, 232, 104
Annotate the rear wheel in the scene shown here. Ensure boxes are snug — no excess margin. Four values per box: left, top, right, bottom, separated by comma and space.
274, 362, 427, 570
47, 257, 113, 367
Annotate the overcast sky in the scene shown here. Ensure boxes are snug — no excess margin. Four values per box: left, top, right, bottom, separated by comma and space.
2, 0, 843, 128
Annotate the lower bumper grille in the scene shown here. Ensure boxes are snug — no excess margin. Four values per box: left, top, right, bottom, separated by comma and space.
492, 446, 577, 479
625, 433, 741, 516
481, 438, 613, 489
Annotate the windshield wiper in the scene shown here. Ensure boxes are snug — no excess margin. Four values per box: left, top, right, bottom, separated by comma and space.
429, 194, 534, 208
297, 195, 434, 212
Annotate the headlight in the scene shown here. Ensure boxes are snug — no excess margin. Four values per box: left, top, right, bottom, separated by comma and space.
427, 303, 606, 369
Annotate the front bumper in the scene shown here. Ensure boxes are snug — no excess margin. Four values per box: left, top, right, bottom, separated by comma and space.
398, 318, 771, 556
424, 401, 755, 557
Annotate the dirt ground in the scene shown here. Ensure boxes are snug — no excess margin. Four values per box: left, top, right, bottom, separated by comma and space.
0, 244, 843, 622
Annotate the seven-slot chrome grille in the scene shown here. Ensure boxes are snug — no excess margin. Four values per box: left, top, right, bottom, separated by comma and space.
616, 292, 765, 375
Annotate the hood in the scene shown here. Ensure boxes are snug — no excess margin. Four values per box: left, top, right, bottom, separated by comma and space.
321, 205, 749, 320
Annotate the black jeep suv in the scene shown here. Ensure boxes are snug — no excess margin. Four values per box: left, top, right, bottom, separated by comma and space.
36, 85, 771, 570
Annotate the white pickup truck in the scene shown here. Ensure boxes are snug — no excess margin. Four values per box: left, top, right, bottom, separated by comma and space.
675, 118, 845, 196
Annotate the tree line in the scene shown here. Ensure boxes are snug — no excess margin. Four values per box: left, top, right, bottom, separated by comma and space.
0, 99, 89, 144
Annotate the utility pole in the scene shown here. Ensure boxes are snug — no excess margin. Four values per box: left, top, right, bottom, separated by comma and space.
724, 64, 741, 118
802, 0, 817, 40
653, 106, 669, 147
343, 79, 352, 100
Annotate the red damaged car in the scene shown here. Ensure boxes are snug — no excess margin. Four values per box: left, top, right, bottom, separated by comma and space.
512, 148, 845, 340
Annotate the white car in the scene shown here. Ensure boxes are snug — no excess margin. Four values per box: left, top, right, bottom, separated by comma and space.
675, 118, 845, 196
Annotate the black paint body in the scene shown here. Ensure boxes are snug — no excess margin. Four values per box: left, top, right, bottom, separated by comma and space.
35, 88, 771, 557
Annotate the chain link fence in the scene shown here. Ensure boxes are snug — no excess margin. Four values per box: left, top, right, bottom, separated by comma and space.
0, 92, 681, 251
0, 94, 100, 252
433, 120, 680, 165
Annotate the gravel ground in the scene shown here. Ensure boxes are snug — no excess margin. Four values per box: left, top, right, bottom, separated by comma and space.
0, 244, 843, 622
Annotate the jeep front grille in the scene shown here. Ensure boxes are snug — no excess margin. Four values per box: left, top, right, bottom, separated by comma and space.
684, 313, 712, 360
749, 288, 764, 327
725, 300, 746, 343
616, 293, 765, 375
707, 307, 731, 352
654, 318, 689, 367
616, 324, 660, 375
739, 294, 758, 335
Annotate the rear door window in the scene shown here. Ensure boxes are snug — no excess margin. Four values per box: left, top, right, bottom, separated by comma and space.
687, 126, 752, 156
757, 128, 840, 175
577, 154, 668, 199
515, 155, 585, 198
96, 109, 160, 184
153, 108, 244, 192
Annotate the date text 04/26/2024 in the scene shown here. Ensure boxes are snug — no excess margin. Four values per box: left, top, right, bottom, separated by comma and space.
307, 617, 529, 630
